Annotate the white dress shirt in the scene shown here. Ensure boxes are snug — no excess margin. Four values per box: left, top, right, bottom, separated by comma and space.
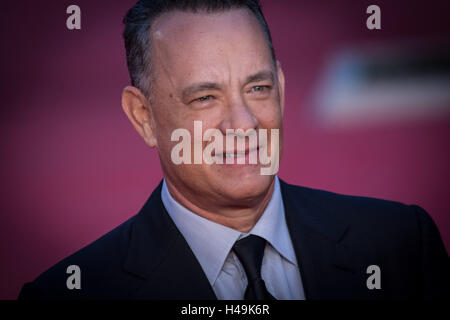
161, 176, 306, 300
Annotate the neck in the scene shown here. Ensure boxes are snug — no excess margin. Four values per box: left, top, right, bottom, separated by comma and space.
164, 178, 276, 233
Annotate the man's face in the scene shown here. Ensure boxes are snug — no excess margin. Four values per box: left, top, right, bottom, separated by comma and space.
149, 8, 284, 208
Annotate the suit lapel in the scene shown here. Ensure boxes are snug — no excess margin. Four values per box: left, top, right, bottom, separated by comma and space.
279, 179, 364, 299
123, 181, 217, 299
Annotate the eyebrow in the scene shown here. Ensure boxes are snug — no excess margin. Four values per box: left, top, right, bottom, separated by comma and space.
245, 70, 275, 85
181, 70, 275, 101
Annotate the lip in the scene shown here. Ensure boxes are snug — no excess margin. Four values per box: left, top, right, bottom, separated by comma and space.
214, 146, 260, 164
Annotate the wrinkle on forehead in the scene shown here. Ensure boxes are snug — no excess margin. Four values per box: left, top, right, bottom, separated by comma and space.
151, 8, 268, 58
149, 9, 274, 101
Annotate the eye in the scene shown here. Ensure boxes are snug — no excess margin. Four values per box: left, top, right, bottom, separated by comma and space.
196, 95, 213, 102
250, 85, 270, 93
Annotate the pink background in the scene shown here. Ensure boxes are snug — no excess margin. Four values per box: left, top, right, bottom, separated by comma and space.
1, 0, 449, 299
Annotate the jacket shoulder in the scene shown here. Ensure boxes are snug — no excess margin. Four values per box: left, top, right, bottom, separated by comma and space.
281, 180, 449, 298
279, 180, 430, 253
281, 180, 419, 225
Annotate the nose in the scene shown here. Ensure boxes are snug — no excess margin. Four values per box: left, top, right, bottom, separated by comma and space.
219, 94, 259, 134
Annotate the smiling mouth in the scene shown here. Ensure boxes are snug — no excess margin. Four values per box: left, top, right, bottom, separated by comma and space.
213, 146, 260, 162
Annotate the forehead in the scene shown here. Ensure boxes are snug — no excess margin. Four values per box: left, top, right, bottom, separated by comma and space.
149, 8, 273, 82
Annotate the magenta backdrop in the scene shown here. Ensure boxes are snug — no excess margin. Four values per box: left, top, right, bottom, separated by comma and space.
1, 0, 449, 299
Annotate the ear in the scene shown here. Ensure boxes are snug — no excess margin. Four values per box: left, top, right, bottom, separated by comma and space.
121, 86, 158, 148
276, 61, 285, 116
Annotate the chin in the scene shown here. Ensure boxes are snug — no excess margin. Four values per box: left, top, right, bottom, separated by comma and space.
214, 170, 275, 202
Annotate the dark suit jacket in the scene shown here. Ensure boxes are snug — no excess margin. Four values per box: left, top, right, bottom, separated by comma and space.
18, 180, 449, 299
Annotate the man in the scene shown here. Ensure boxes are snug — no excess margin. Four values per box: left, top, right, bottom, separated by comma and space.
19, 0, 449, 300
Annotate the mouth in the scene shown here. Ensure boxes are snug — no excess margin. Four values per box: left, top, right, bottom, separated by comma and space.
214, 146, 260, 164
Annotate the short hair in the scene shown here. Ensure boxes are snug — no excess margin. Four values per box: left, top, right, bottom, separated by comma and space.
122, 0, 276, 100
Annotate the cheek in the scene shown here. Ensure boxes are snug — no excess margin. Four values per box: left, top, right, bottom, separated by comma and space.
153, 116, 182, 163
152, 99, 189, 143
254, 104, 283, 129
254, 103, 283, 152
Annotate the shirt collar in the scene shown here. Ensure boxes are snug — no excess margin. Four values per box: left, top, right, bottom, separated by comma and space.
248, 177, 298, 266
161, 176, 297, 286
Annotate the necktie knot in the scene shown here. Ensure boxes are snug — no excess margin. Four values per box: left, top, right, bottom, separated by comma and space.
232, 235, 276, 300
233, 235, 266, 281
